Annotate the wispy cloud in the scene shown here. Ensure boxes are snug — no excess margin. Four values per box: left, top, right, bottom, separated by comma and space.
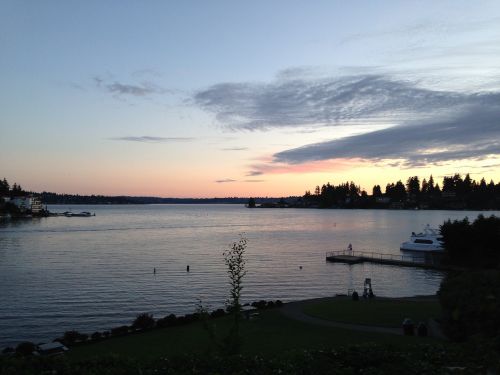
108, 136, 195, 143
195, 73, 467, 131
243, 179, 265, 183
246, 171, 263, 176
95, 76, 166, 97
215, 178, 236, 183
221, 147, 248, 151
250, 158, 360, 175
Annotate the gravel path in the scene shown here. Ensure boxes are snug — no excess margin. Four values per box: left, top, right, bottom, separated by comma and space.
280, 296, 445, 338
281, 297, 403, 335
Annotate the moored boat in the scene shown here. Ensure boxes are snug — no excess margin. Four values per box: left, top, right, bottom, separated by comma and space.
400, 224, 444, 252
63, 211, 94, 217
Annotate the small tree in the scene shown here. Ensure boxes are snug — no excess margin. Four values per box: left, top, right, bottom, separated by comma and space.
223, 235, 247, 354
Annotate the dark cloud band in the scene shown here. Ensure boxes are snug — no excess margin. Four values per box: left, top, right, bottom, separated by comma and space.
274, 106, 500, 167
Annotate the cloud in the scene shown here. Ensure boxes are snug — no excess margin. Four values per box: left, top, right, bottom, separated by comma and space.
273, 104, 500, 168
194, 73, 476, 130
108, 136, 195, 143
195, 68, 500, 171
246, 171, 263, 176
95, 76, 166, 97
244, 179, 265, 183
250, 158, 360, 175
221, 147, 248, 151
215, 179, 236, 183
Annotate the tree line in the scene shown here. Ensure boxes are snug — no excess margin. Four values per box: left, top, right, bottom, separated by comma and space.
303, 173, 500, 209
1, 177, 281, 205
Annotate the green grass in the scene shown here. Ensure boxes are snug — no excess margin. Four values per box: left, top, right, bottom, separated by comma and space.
302, 297, 442, 327
69, 308, 437, 361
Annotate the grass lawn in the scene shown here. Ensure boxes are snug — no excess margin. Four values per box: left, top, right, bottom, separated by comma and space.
302, 297, 442, 327
69, 308, 437, 361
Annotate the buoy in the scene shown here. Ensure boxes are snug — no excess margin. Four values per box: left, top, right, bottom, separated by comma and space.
299, 266, 302, 270
153, 268, 156, 274
187, 265, 190, 272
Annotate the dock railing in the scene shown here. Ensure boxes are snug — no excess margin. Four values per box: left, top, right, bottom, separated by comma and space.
326, 250, 429, 264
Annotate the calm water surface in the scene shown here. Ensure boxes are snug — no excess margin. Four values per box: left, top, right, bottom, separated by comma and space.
0, 205, 496, 347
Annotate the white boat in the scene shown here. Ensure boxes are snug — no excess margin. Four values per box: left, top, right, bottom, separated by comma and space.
63, 211, 94, 217
400, 224, 444, 252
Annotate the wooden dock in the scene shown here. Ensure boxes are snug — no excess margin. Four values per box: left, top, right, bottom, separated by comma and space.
326, 250, 449, 270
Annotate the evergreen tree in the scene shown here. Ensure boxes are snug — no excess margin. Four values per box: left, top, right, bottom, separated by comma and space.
372, 185, 382, 197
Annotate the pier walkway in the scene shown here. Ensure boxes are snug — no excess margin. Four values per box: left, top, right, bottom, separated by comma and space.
326, 250, 450, 270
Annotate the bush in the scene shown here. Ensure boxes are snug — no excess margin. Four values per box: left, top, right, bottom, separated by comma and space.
132, 313, 155, 330
251, 300, 267, 309
157, 314, 177, 328
439, 270, 500, 342
1, 347, 14, 355
110, 325, 129, 336
210, 308, 226, 318
15, 342, 36, 356
0, 344, 497, 374
90, 332, 102, 341
275, 300, 283, 307
61, 330, 87, 346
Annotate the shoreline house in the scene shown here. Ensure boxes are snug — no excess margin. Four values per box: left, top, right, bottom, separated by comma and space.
1, 195, 43, 214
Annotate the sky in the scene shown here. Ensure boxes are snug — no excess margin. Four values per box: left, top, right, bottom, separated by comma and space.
1, 1, 499, 197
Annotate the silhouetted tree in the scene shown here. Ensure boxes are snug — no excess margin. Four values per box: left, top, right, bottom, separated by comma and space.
440, 215, 500, 267
247, 197, 256, 208
372, 185, 382, 197
223, 235, 247, 354
0, 178, 9, 195
406, 176, 420, 197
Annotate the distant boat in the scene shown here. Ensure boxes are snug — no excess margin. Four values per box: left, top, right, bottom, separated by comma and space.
400, 224, 444, 252
63, 211, 94, 217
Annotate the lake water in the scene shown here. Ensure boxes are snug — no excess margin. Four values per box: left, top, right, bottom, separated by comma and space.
0, 205, 496, 347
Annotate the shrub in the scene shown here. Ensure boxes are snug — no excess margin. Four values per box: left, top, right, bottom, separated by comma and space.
15, 342, 36, 356
62, 330, 87, 346
171, 313, 201, 327
157, 314, 177, 328
132, 313, 155, 330
1, 347, 14, 355
251, 300, 267, 309
110, 325, 129, 336
210, 308, 226, 318
90, 332, 102, 341
266, 301, 275, 308
275, 300, 283, 307
439, 270, 500, 342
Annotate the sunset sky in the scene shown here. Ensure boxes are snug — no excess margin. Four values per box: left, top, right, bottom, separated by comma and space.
1, 1, 499, 197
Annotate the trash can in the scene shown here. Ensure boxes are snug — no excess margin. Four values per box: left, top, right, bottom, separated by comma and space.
402, 318, 414, 336
417, 322, 428, 337
352, 291, 359, 301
